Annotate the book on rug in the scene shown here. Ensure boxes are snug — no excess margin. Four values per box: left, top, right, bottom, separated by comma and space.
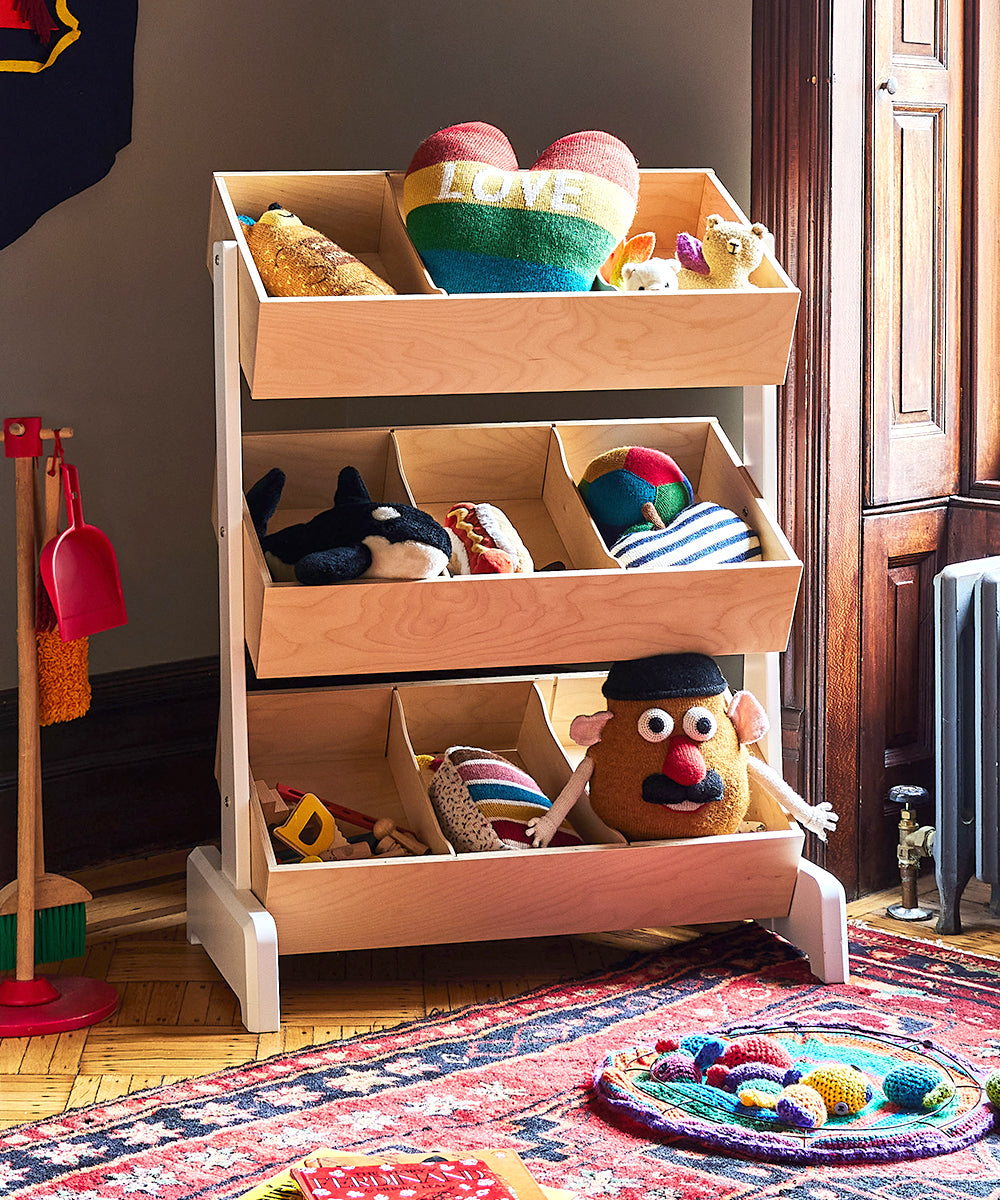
239, 1149, 569, 1200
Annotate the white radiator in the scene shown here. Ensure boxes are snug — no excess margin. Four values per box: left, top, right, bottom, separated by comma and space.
933, 557, 1000, 933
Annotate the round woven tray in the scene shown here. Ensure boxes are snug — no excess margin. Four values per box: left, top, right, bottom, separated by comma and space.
594, 1022, 996, 1165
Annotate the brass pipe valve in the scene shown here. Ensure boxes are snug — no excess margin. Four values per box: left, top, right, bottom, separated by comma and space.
887, 785, 935, 921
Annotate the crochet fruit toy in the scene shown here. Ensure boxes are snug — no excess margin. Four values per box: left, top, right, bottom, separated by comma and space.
675, 214, 773, 290
246, 466, 450, 585
600, 231, 656, 288
578, 446, 693, 547
241, 204, 396, 297
526, 652, 839, 845
403, 121, 639, 293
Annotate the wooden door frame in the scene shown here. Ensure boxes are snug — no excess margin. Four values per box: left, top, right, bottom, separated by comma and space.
751, 0, 867, 897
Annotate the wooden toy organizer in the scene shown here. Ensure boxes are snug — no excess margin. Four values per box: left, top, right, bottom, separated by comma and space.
188, 167, 850, 1032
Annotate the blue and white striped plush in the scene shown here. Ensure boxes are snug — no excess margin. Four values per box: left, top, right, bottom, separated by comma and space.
610, 502, 762, 570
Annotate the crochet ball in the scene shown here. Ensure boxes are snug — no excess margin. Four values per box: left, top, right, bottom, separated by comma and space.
795, 1065, 873, 1117
984, 1068, 1000, 1107
719, 1035, 793, 1071
680, 1033, 718, 1060
650, 1052, 701, 1084
723, 1062, 788, 1093
736, 1079, 784, 1107
883, 1063, 954, 1111
776, 1083, 828, 1129
578, 446, 693, 543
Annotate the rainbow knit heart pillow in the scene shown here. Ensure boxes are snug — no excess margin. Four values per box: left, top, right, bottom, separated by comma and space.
403, 122, 640, 294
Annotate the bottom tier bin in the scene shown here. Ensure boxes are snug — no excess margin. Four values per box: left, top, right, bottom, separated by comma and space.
246, 678, 804, 957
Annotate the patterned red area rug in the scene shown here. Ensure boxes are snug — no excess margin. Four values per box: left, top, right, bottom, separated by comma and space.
1, 923, 999, 1200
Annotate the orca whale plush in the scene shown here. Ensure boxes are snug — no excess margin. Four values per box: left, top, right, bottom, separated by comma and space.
247, 465, 451, 585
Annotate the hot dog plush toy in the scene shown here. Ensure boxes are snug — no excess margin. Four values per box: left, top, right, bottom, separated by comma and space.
445, 502, 534, 575
526, 652, 838, 846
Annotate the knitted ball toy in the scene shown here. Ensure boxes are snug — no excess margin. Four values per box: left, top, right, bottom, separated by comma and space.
986, 1068, 1000, 1107
776, 1083, 829, 1130
787, 1064, 874, 1118
578, 446, 693, 547
735, 1079, 785, 1107
883, 1062, 956, 1111
722, 1062, 788, 1093
650, 1052, 701, 1084
681, 1033, 720, 1061
705, 1034, 793, 1087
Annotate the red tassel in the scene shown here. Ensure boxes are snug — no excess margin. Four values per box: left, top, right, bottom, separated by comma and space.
13, 0, 58, 45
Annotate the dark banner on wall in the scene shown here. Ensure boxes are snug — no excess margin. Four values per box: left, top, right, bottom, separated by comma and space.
0, 0, 138, 250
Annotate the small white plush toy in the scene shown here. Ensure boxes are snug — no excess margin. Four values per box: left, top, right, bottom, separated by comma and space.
620, 257, 681, 292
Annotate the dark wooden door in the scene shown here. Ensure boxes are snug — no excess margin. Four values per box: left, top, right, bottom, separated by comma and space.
868, 0, 963, 506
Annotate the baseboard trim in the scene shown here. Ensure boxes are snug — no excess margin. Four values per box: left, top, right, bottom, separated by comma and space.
0, 656, 221, 875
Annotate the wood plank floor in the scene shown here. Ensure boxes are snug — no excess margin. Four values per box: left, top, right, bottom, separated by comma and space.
1, 850, 997, 1129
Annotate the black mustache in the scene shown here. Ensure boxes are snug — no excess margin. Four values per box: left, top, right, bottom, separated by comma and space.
641, 769, 725, 806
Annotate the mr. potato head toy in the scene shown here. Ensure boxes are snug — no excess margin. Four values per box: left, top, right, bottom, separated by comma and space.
528, 653, 837, 846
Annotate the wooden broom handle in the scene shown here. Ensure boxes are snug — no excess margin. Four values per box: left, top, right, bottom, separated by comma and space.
14, 456, 39, 981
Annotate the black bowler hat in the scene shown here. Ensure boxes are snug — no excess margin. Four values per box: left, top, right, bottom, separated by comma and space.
602, 653, 728, 701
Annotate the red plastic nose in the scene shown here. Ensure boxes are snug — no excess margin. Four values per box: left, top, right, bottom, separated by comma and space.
661, 737, 707, 786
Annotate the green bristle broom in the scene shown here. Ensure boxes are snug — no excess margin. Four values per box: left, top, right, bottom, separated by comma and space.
0, 444, 90, 974
1, 419, 116, 1033
0, 433, 89, 971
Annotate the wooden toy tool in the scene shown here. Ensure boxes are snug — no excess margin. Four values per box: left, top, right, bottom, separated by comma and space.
276, 784, 429, 855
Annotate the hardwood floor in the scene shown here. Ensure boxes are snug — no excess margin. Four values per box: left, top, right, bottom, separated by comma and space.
1, 849, 997, 1130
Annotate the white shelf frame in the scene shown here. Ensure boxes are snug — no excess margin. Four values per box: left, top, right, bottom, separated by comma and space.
185, 240, 848, 1032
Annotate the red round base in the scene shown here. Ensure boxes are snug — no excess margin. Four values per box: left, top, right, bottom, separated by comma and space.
0, 976, 118, 1036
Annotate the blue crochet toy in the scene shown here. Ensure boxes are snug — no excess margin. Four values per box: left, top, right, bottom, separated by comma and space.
883, 1062, 956, 1110
247, 466, 451, 585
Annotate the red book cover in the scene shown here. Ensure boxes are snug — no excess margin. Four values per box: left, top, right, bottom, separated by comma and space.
290, 1157, 521, 1200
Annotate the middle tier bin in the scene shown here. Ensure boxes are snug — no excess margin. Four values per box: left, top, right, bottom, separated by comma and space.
240, 417, 802, 678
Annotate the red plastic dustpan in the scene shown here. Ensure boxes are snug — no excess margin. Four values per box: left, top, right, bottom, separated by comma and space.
39, 462, 127, 641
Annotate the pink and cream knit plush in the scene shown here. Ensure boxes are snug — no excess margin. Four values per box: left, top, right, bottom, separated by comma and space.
403, 122, 640, 293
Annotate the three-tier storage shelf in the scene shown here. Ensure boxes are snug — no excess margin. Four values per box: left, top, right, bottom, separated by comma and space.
189, 166, 850, 1032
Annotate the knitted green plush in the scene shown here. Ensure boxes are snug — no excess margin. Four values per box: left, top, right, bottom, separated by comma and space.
403, 122, 639, 293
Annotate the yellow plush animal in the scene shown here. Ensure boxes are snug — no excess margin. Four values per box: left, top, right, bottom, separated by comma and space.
675, 214, 773, 290
242, 204, 396, 298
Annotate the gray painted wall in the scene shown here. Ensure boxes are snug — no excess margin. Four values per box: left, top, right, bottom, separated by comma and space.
0, 1, 750, 690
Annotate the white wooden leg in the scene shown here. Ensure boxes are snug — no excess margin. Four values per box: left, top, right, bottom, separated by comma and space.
762, 858, 849, 983
186, 845, 281, 1032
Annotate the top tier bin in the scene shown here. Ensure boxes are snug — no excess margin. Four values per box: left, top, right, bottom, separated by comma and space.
208, 169, 800, 399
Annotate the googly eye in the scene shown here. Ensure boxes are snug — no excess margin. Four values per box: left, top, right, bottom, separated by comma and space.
637, 708, 673, 742
682, 706, 717, 742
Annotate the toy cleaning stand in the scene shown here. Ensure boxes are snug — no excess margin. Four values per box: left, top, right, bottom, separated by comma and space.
0, 418, 119, 1035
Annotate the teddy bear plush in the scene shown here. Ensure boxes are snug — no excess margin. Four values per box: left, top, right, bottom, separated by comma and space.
620, 257, 680, 292
246, 466, 451, 585
675, 214, 774, 290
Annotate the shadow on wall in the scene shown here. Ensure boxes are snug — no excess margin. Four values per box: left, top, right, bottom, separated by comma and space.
0, 0, 751, 693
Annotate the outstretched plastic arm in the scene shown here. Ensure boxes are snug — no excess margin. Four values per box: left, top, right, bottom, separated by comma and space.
525, 757, 595, 848
746, 756, 838, 840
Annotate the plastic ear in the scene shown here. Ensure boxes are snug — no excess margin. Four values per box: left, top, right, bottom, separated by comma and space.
569, 710, 615, 747
727, 689, 769, 745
